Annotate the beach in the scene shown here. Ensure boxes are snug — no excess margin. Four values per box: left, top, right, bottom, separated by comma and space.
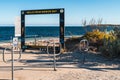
0, 0, 120, 79
0, 40, 120, 80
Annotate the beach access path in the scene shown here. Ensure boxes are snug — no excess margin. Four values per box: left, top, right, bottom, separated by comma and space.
0, 44, 120, 80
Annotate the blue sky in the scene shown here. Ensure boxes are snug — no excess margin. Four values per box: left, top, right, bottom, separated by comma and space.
0, 0, 120, 26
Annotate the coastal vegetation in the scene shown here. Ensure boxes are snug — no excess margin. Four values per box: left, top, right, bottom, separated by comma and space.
99, 27, 120, 58
66, 18, 120, 58
83, 29, 115, 50
81, 18, 120, 58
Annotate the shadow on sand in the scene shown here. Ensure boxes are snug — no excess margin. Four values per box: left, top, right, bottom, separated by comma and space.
0, 45, 119, 71
17, 50, 120, 71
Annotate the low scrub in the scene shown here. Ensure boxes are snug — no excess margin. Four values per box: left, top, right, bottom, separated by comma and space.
83, 29, 115, 50
100, 38, 120, 58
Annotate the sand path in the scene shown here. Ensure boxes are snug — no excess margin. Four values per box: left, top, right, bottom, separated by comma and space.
0, 49, 120, 80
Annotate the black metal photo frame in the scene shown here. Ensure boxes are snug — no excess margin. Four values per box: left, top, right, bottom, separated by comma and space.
21, 8, 65, 51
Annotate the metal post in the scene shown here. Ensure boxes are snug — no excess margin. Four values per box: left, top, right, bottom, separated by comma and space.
2, 37, 22, 80
21, 12, 25, 52
53, 40, 56, 71
10, 36, 13, 46
11, 47, 14, 80
47, 41, 50, 57
60, 9, 65, 49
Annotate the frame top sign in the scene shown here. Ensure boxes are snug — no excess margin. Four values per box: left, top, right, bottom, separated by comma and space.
21, 8, 64, 15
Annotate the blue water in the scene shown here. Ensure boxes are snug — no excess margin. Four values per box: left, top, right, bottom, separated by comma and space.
0, 26, 114, 42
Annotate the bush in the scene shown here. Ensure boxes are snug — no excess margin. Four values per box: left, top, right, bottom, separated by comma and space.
99, 27, 120, 58
100, 38, 120, 58
83, 29, 115, 50
82, 28, 120, 58
113, 27, 120, 39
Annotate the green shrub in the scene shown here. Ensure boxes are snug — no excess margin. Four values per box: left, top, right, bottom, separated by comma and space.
100, 38, 120, 58
83, 29, 115, 50
113, 27, 120, 39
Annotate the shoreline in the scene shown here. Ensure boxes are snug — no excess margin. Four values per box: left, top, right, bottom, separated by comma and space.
0, 35, 83, 43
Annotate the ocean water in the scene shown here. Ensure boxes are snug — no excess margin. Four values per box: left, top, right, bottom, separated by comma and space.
0, 26, 113, 42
